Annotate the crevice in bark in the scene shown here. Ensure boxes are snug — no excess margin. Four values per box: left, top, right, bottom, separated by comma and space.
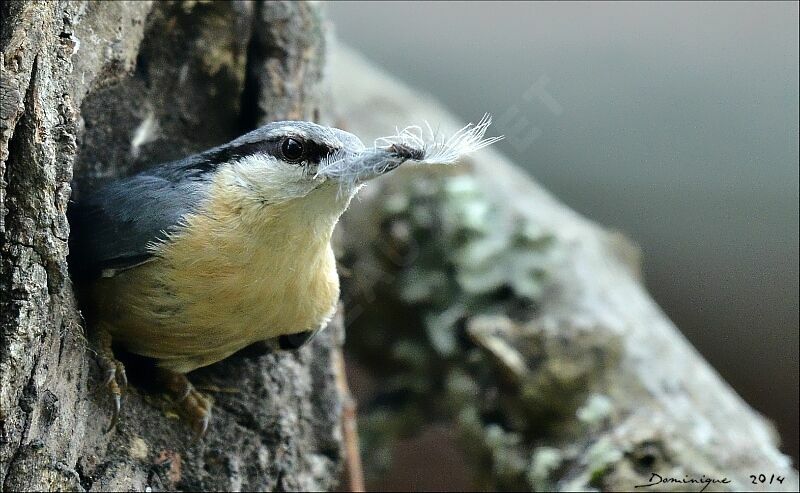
238, 4, 263, 134
2, 2, 343, 490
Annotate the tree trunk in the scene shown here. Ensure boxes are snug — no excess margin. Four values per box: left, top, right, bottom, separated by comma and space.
328, 45, 799, 492
1, 2, 343, 490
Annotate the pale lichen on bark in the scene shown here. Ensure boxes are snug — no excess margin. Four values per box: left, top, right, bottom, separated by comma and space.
329, 45, 799, 492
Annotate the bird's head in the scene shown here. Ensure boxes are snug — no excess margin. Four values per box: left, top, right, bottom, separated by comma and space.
206, 121, 371, 208
192, 117, 500, 229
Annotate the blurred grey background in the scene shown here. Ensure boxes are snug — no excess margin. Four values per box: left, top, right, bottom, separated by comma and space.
328, 1, 799, 461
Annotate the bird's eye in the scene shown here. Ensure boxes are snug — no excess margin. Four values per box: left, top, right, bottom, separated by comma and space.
281, 137, 305, 162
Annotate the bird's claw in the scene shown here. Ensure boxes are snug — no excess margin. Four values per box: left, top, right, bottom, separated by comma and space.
102, 368, 116, 386
156, 368, 213, 438
106, 393, 121, 433
182, 387, 212, 439
93, 329, 126, 432
116, 362, 128, 390
193, 413, 210, 440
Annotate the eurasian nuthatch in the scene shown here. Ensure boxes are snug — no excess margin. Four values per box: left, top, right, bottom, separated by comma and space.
69, 117, 500, 434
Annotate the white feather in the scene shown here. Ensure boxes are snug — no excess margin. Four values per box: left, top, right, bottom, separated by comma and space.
317, 114, 503, 191
380, 113, 503, 164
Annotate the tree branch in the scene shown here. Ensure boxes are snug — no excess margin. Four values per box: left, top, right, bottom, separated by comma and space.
328, 44, 799, 492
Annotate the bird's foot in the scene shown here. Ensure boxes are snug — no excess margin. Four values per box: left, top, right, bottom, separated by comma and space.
92, 329, 127, 432
156, 368, 213, 438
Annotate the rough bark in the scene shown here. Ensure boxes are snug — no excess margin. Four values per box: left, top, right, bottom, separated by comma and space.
1, 2, 342, 491
328, 45, 799, 492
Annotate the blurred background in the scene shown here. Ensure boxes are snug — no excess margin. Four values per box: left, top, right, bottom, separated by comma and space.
328, 1, 799, 463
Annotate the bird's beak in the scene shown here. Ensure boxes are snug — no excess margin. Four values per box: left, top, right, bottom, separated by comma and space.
317, 114, 502, 189
317, 143, 420, 186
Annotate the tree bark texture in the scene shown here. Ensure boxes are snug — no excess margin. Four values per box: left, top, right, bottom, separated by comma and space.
1, 2, 342, 491
327, 45, 799, 492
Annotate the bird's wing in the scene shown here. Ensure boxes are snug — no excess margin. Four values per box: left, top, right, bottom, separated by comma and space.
67, 125, 282, 279
68, 170, 211, 279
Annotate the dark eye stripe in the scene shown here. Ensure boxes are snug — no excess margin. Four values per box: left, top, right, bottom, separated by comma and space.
196, 141, 275, 169
304, 141, 337, 165
187, 138, 337, 173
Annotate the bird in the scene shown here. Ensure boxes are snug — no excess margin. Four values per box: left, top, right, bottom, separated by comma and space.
68, 118, 500, 435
